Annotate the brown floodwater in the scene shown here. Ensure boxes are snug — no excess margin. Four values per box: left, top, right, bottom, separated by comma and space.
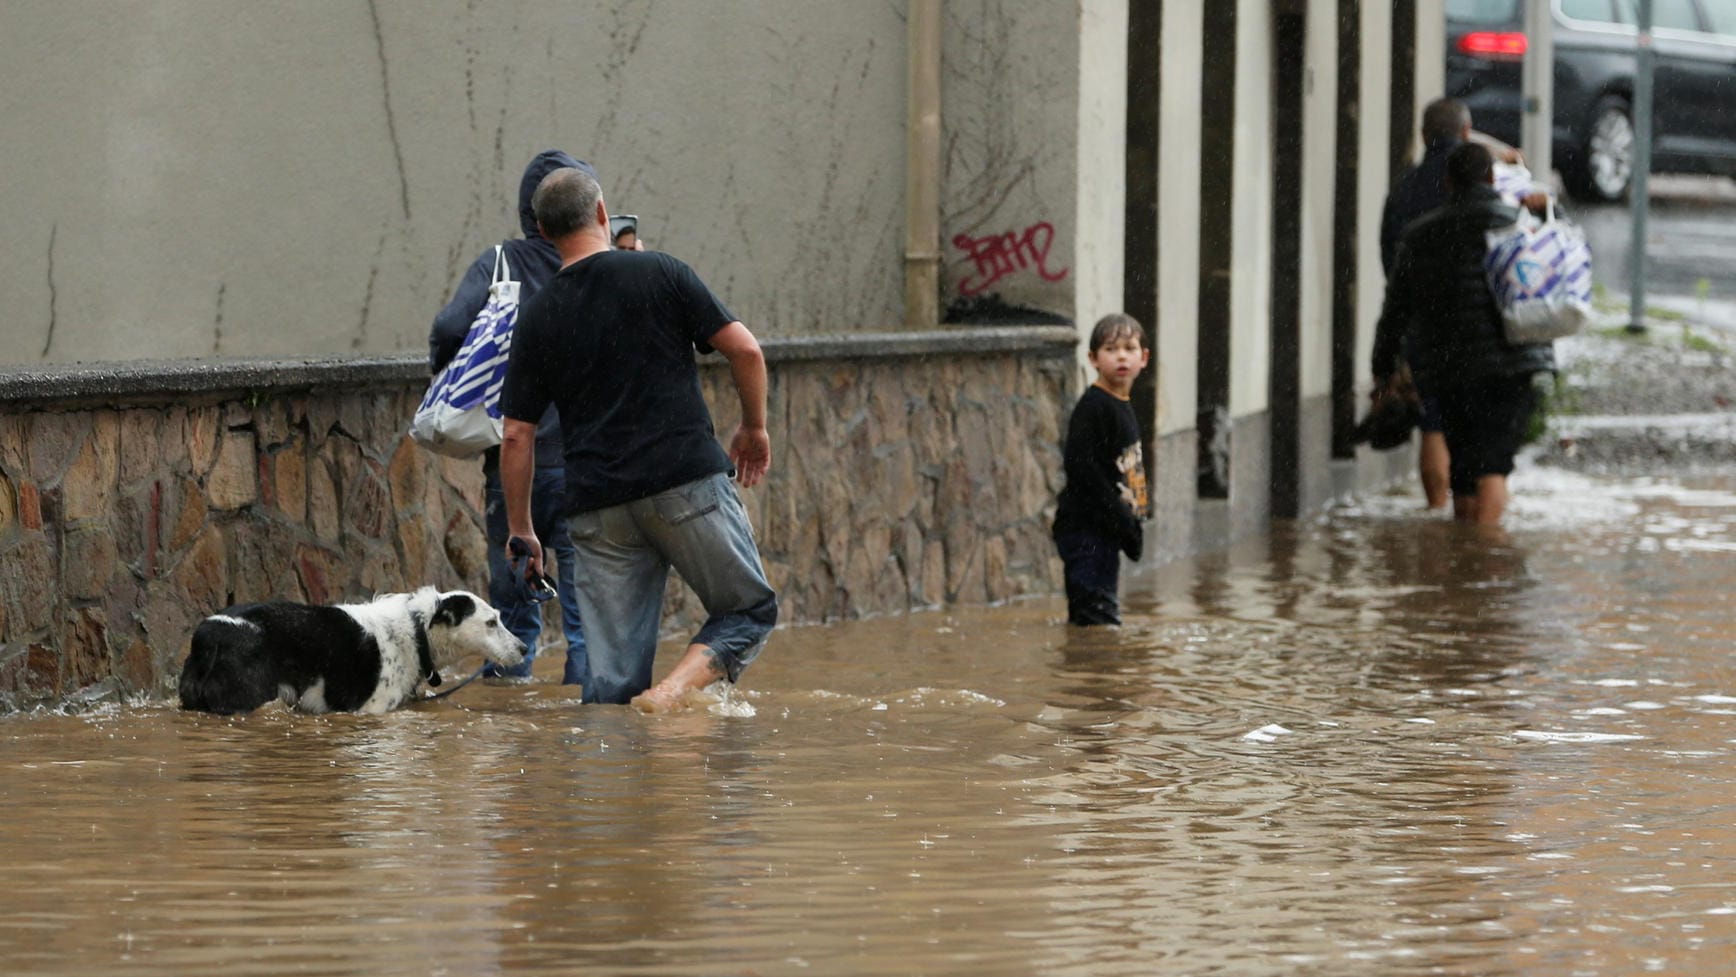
5, 466, 1736, 976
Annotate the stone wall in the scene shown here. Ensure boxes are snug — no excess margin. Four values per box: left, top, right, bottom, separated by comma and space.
0, 329, 1075, 711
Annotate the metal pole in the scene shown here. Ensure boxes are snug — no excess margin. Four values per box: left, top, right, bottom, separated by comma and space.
1628, 0, 1654, 334
1520, 0, 1554, 178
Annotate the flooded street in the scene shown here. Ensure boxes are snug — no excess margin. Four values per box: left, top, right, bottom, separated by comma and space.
6, 464, 1736, 976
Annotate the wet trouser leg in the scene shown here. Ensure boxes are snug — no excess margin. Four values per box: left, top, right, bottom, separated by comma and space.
637, 473, 778, 682
1055, 530, 1121, 626
566, 472, 777, 705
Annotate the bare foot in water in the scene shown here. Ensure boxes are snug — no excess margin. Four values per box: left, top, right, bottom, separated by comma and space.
631, 644, 726, 714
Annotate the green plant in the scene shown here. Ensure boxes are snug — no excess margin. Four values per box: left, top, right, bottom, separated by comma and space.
1682, 330, 1722, 355
1524, 372, 1574, 442
1593, 324, 1649, 343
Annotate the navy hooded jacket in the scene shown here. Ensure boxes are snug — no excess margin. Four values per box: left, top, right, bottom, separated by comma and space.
1380, 139, 1458, 277
429, 150, 596, 469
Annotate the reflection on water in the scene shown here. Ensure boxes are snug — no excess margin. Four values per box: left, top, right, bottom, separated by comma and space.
5, 467, 1736, 975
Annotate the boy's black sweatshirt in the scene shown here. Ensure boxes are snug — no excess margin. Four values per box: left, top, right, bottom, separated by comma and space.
1052, 384, 1146, 561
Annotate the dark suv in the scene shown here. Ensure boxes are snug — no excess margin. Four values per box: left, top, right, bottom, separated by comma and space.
1446, 0, 1736, 201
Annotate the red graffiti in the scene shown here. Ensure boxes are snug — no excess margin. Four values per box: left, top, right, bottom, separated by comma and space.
952, 221, 1070, 296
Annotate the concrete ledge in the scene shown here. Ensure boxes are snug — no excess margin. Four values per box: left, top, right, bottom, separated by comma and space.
764, 326, 1079, 363
0, 356, 430, 411
0, 326, 1081, 411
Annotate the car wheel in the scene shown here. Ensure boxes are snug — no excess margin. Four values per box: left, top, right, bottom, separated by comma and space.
1565, 96, 1634, 203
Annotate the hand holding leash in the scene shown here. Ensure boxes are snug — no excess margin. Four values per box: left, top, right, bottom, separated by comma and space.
506, 535, 556, 603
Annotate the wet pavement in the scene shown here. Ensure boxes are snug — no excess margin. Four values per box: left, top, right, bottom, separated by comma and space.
1576, 175, 1736, 305
5, 463, 1736, 976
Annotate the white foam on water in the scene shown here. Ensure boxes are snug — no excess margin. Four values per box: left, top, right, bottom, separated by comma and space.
1514, 730, 1647, 743
683, 681, 755, 718
1695, 695, 1736, 705
1242, 723, 1293, 743
707, 696, 756, 718
1624, 701, 1668, 710
1666, 538, 1736, 553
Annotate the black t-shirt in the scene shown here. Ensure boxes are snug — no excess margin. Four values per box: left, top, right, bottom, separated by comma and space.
500, 250, 736, 515
1052, 385, 1147, 560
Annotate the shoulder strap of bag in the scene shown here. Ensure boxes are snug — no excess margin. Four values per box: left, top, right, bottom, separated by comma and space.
490, 244, 512, 286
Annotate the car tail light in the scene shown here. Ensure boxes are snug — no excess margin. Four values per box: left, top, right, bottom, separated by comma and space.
1457, 31, 1528, 58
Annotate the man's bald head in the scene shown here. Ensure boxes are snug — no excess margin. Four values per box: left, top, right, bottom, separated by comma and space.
532, 167, 603, 241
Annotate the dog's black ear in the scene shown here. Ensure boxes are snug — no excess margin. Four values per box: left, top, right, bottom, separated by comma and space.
431, 592, 476, 628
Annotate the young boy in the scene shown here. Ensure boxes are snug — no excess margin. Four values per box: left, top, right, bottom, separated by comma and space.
1052, 314, 1151, 625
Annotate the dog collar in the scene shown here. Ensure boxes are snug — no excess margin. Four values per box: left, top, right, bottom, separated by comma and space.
410, 610, 442, 687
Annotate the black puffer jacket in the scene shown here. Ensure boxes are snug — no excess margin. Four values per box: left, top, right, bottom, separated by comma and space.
1370, 183, 1555, 392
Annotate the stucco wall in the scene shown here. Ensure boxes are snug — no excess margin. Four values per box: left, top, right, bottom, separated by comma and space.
1072, 0, 1130, 344
1155, 1, 1204, 439
1228, 0, 1275, 418
938, 0, 1083, 324
1355, 1, 1396, 399
1414, 1, 1449, 159
2, 1, 1102, 367
1300, 0, 1341, 405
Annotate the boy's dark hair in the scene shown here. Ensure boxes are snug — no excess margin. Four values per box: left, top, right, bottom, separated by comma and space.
1445, 142, 1495, 192
1089, 313, 1145, 353
532, 167, 603, 240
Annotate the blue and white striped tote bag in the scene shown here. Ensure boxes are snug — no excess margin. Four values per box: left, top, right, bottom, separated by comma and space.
409, 246, 521, 457
1483, 202, 1594, 346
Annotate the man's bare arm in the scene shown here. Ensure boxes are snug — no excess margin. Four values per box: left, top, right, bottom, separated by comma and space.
708, 321, 770, 487
499, 417, 544, 573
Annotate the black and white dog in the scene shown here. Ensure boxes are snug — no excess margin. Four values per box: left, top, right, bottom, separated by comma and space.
177, 587, 526, 715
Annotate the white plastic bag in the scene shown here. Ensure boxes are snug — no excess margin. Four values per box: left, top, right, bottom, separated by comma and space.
409, 246, 520, 457
1483, 202, 1594, 346
1492, 160, 1545, 207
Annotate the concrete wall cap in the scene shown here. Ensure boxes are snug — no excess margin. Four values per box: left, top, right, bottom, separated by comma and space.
0, 327, 1081, 411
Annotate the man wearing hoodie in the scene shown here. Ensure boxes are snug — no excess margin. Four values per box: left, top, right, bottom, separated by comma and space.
429, 150, 592, 685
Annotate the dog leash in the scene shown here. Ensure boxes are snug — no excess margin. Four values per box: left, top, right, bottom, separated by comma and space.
421, 666, 488, 701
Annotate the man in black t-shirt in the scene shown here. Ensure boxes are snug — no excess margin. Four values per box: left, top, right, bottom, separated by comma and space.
498, 166, 777, 710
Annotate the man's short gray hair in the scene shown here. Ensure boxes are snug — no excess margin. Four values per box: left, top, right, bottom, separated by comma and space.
532, 167, 602, 239
1421, 97, 1471, 148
